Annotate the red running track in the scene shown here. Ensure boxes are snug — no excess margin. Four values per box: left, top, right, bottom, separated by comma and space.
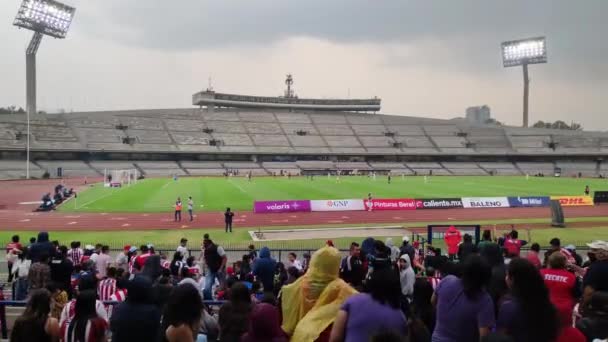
0, 206, 606, 232
0, 178, 606, 231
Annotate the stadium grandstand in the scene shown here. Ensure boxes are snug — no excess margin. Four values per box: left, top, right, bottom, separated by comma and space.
1, 106, 607, 179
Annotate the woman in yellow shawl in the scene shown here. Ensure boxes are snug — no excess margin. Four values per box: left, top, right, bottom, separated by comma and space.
280, 245, 357, 342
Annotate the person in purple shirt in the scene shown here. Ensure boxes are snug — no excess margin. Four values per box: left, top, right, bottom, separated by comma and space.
431, 255, 495, 342
329, 268, 407, 342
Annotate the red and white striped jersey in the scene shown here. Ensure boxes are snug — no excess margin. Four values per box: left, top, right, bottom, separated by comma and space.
59, 299, 109, 327
98, 278, 117, 302
61, 317, 108, 342
107, 289, 127, 318
67, 248, 83, 266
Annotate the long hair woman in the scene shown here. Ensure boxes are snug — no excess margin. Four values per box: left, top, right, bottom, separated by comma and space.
218, 282, 252, 342
62, 290, 108, 342
498, 258, 559, 342
161, 283, 204, 342
329, 267, 407, 342
10, 288, 60, 342
431, 255, 494, 341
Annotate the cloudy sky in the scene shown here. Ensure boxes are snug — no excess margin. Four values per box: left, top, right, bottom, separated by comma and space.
1, 0, 607, 129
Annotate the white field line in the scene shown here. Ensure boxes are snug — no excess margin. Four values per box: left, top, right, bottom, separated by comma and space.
228, 179, 248, 194
75, 187, 124, 209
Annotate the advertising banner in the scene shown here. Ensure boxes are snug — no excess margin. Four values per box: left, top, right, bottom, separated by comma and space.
461, 197, 510, 208
253, 200, 311, 213
415, 198, 464, 209
364, 198, 417, 211
507, 196, 550, 208
311, 199, 365, 212
550, 196, 594, 207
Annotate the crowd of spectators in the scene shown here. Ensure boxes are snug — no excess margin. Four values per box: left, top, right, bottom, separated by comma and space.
4, 228, 608, 342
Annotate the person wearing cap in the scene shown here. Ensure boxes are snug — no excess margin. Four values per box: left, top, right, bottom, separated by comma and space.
565, 245, 583, 267
176, 238, 189, 263
582, 241, 608, 306
399, 235, 416, 265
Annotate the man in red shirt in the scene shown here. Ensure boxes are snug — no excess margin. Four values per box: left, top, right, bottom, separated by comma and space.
444, 226, 462, 260
504, 230, 527, 257
133, 245, 152, 272
541, 252, 581, 325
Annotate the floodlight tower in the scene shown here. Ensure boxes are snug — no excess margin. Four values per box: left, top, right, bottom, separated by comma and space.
501, 37, 547, 128
13, 0, 76, 178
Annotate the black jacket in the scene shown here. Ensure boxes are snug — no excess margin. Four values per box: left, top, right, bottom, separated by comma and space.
29, 232, 55, 263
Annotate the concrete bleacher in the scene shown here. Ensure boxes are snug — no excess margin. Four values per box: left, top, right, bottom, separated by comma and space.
211, 134, 253, 146
555, 160, 598, 177
274, 112, 312, 123
0, 160, 43, 179
324, 136, 362, 148
335, 162, 371, 170
244, 122, 282, 134
129, 130, 173, 144
477, 162, 522, 176
262, 162, 299, 169
358, 136, 394, 148
280, 123, 319, 135
296, 160, 335, 169
441, 162, 488, 175
204, 121, 248, 134
171, 132, 213, 145
238, 111, 277, 123
223, 162, 262, 169
350, 125, 388, 136
165, 119, 205, 132
89, 161, 136, 171
431, 136, 467, 148
389, 125, 425, 135
250, 134, 290, 146
37, 160, 100, 177
135, 161, 185, 176
287, 135, 327, 147
310, 114, 347, 124
402, 137, 436, 148
516, 162, 556, 175
316, 125, 354, 135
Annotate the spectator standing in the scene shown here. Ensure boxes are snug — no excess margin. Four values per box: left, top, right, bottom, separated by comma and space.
110, 275, 161, 342
302, 252, 311, 273
60, 274, 108, 328
98, 267, 118, 305
273, 263, 288, 296
29, 231, 55, 263
94, 246, 111, 279
565, 244, 583, 266
340, 242, 364, 288
10, 289, 61, 342
477, 230, 495, 253
398, 254, 415, 301
50, 246, 74, 295
240, 254, 252, 279
133, 245, 151, 272
224, 207, 235, 233
385, 238, 400, 263
218, 282, 252, 342
176, 238, 189, 262
242, 303, 288, 342
169, 252, 185, 279
330, 268, 407, 342
582, 240, 608, 306
6, 235, 22, 282
544, 238, 576, 266
399, 236, 416, 265
115, 245, 130, 270
280, 246, 357, 341
187, 196, 194, 222
576, 291, 608, 341
431, 255, 495, 341
541, 253, 580, 325
497, 258, 559, 342
61, 290, 109, 342
107, 278, 128, 318
443, 226, 462, 260
28, 253, 51, 290
503, 230, 527, 258
161, 283, 204, 342
48, 282, 68, 320
526, 243, 542, 269
286, 252, 302, 271
12, 250, 31, 300
247, 244, 258, 261
252, 247, 277, 295
202, 234, 227, 300
67, 241, 83, 267
458, 234, 478, 261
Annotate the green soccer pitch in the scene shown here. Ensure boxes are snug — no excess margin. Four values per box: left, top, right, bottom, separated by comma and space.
58, 175, 606, 213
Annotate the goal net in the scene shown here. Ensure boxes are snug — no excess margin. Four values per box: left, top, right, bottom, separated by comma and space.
104, 169, 139, 187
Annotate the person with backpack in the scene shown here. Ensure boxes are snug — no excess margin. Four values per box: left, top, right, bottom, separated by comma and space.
202, 234, 227, 300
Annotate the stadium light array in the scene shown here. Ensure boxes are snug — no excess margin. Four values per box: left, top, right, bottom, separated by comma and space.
501, 37, 547, 67
13, 0, 75, 179
14, 0, 75, 39
501, 37, 547, 128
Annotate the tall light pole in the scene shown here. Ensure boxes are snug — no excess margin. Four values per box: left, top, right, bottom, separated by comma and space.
13, 0, 76, 178
501, 37, 547, 128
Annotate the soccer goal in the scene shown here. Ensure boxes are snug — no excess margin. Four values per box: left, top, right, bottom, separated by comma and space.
104, 169, 139, 187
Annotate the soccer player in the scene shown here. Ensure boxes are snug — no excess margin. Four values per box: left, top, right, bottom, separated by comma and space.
187, 196, 194, 221
585, 185, 590, 196
224, 207, 234, 233
174, 198, 182, 222
367, 193, 373, 212
388, 173, 392, 184
247, 172, 252, 182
